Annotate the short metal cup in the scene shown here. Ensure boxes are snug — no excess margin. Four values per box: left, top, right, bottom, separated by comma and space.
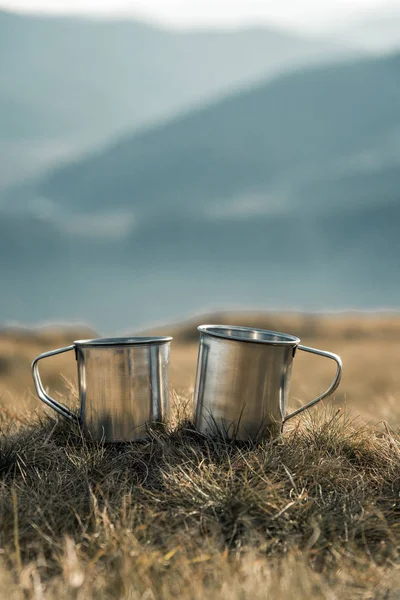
32, 336, 172, 442
193, 325, 342, 441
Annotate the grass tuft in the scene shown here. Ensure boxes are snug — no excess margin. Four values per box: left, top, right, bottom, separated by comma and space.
0, 406, 400, 598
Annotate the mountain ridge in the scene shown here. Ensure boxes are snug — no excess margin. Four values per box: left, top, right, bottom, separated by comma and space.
0, 8, 358, 188
30, 51, 400, 220
0, 40, 399, 330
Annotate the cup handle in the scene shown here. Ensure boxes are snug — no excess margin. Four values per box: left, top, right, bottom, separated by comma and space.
31, 345, 78, 421
284, 345, 342, 422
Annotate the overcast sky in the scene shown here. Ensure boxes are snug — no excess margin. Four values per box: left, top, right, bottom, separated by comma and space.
0, 0, 395, 30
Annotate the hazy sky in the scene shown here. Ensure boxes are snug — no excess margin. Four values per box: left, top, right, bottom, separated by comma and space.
0, 0, 394, 30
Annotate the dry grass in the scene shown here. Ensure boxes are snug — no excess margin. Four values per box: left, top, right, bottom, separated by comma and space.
1, 408, 400, 599
1, 312, 400, 598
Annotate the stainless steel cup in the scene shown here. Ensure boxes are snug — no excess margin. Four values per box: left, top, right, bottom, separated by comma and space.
32, 336, 172, 442
194, 325, 342, 441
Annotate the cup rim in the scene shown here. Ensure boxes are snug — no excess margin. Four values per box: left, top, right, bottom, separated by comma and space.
198, 325, 300, 346
73, 336, 172, 347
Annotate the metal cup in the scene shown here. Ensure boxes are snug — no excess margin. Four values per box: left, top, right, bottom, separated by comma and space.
193, 325, 342, 441
32, 336, 172, 442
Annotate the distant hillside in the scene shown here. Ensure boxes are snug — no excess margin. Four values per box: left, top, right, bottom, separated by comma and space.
0, 9, 352, 188
32, 52, 400, 220
1, 50, 399, 331
0, 10, 351, 140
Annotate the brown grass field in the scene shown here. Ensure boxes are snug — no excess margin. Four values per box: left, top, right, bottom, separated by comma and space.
1, 312, 400, 598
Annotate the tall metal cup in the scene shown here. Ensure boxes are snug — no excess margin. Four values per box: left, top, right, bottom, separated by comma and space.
194, 325, 342, 441
32, 336, 172, 442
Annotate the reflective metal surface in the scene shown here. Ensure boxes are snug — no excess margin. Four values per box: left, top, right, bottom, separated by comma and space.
32, 336, 172, 442
194, 325, 342, 441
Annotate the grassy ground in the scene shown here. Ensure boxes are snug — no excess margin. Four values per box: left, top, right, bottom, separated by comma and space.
1, 312, 400, 598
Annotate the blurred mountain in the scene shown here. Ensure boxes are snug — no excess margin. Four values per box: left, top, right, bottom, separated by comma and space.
1, 51, 399, 330
30, 52, 400, 220
0, 9, 355, 189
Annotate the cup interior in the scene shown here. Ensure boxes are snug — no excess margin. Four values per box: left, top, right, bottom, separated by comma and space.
74, 336, 172, 347
198, 325, 299, 345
